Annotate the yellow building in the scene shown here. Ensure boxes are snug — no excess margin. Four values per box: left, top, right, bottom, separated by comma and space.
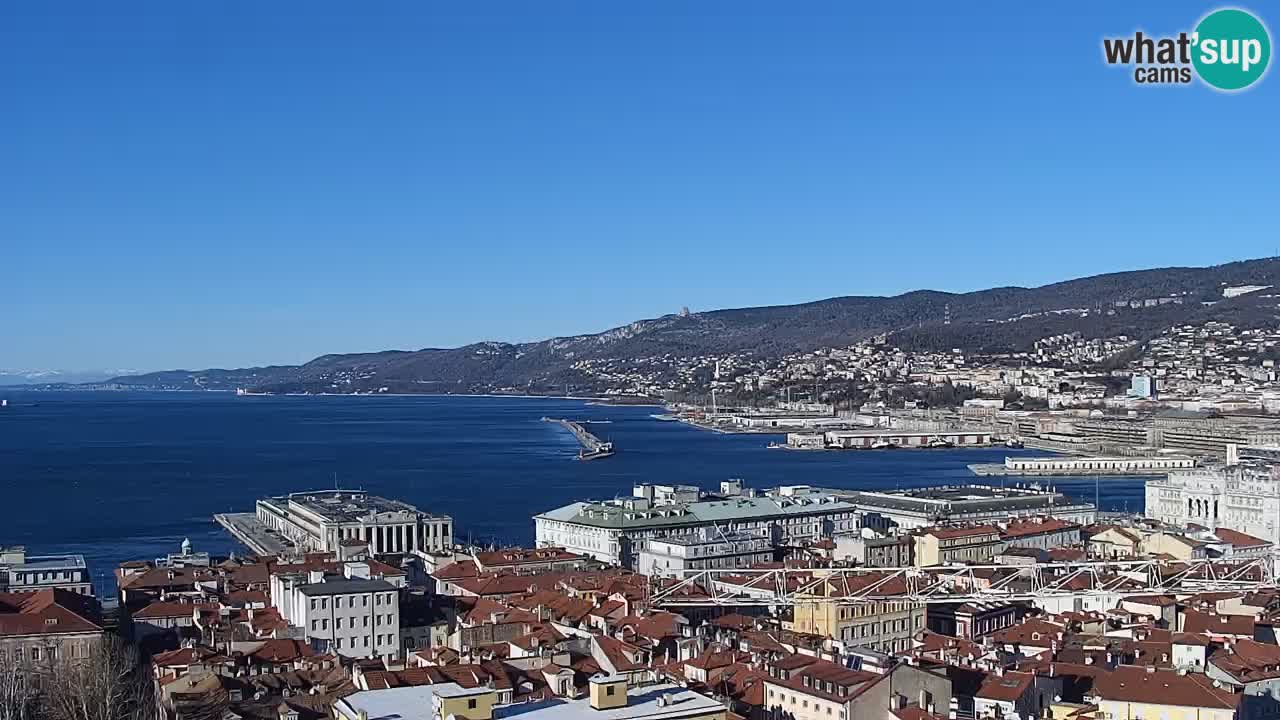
787, 575, 925, 654
913, 525, 1003, 566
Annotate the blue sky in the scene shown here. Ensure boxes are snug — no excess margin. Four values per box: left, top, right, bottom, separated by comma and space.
3, 2, 1277, 371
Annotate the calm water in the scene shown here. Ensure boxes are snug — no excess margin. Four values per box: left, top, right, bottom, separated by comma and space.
0, 392, 1147, 592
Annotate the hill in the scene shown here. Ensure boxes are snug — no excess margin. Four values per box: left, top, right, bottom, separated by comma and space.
103, 257, 1280, 394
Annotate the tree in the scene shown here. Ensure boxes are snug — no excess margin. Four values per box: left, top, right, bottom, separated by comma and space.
41, 636, 156, 720
0, 658, 39, 720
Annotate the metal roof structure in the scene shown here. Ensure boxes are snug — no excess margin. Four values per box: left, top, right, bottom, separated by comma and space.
646, 555, 1280, 607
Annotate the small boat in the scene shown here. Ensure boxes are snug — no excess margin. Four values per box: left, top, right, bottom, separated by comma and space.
1005, 438, 1024, 449
927, 437, 954, 449
870, 439, 898, 450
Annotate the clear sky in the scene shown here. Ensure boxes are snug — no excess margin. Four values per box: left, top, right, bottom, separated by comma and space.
3, 2, 1277, 372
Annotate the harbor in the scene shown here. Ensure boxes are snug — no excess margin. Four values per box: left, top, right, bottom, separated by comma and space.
543, 417, 615, 460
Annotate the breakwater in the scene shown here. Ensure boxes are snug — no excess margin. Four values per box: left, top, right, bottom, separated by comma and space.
543, 417, 615, 460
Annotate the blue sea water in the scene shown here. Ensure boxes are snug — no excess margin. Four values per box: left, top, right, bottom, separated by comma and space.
0, 392, 1147, 593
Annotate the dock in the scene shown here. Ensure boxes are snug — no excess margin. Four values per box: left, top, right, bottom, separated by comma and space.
214, 512, 295, 556
543, 417, 615, 460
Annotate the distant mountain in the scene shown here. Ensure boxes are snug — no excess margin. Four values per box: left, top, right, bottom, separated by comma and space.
0, 369, 139, 386
103, 257, 1280, 395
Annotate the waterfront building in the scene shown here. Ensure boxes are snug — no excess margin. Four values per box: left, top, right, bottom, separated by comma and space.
1145, 460, 1280, 547
637, 530, 773, 575
256, 490, 452, 555
534, 486, 861, 569
0, 547, 94, 596
823, 429, 993, 449
839, 485, 1097, 532
271, 562, 402, 662
1001, 455, 1195, 475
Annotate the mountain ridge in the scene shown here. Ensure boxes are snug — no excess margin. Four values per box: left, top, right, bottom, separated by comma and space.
99, 257, 1280, 395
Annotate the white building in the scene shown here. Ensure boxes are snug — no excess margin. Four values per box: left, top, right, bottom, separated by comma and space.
256, 490, 452, 555
535, 485, 861, 568
1145, 459, 1280, 547
271, 563, 402, 662
638, 530, 773, 575
0, 547, 94, 596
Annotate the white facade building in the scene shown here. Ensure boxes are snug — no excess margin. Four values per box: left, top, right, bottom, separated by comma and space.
0, 547, 94, 596
637, 531, 773, 575
271, 563, 402, 662
1145, 460, 1280, 547
535, 486, 861, 569
256, 490, 452, 555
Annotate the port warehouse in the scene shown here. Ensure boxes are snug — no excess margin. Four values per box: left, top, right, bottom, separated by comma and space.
534, 482, 1094, 568
992, 412, 1280, 455
1001, 455, 1196, 474
787, 429, 994, 449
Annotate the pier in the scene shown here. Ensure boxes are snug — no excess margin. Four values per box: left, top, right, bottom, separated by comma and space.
543, 417, 615, 460
214, 512, 294, 556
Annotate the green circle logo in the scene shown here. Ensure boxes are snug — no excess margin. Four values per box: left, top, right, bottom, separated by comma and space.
1192, 8, 1271, 90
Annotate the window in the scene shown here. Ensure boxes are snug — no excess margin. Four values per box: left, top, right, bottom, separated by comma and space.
312, 620, 319, 631
363, 595, 369, 607
335, 638, 342, 649
376, 594, 382, 606
363, 617, 369, 628
606, 686, 616, 696
31, 648, 40, 662
468, 700, 477, 710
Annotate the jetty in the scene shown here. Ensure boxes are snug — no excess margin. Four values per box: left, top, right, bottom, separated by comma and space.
214, 512, 294, 556
543, 417, 615, 460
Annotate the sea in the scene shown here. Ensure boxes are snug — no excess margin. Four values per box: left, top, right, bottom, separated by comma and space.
0, 392, 1148, 594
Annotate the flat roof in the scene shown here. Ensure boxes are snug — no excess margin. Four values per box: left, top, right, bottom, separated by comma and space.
297, 577, 396, 596
0, 554, 87, 570
337, 682, 723, 720
265, 490, 444, 522
536, 494, 860, 530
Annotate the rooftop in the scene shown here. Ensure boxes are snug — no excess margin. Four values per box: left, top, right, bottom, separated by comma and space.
265, 490, 443, 523
337, 682, 724, 720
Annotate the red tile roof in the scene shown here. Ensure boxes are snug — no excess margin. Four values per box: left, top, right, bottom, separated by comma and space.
0, 590, 102, 637
976, 671, 1034, 701
1212, 528, 1272, 549
1091, 665, 1239, 709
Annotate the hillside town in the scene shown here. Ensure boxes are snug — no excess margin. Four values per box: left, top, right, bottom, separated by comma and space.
573, 315, 1280, 417
5, 472, 1280, 720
